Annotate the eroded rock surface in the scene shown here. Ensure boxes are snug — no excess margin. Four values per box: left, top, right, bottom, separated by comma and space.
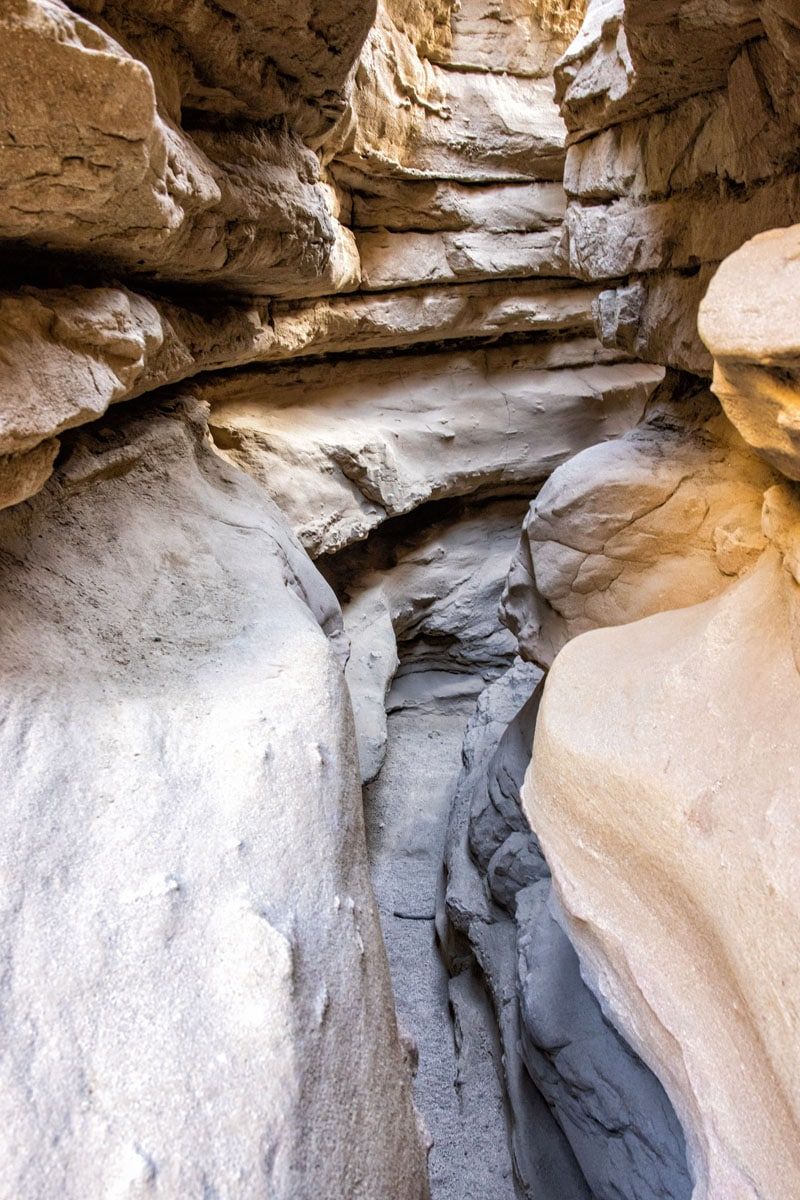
206, 350, 662, 556
503, 383, 777, 666
558, 0, 800, 373
444, 658, 692, 1200
530, 544, 800, 1200
9, 0, 797, 1195
0, 399, 427, 1200
5, 1, 674, 1194
327, 498, 526, 782
521, 29, 800, 1198
699, 224, 800, 481
0, 0, 360, 295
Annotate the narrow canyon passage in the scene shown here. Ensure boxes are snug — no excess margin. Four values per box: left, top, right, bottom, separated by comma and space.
4, 0, 800, 1195
327, 488, 696, 1200
365, 692, 518, 1199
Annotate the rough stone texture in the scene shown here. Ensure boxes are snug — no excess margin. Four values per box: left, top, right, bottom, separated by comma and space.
0, 277, 607, 497
334, 2, 567, 182
503, 384, 778, 666
556, 0, 800, 372
328, 498, 525, 782
206, 350, 663, 556
1, 0, 735, 1193
517, 882, 691, 1200
443, 663, 594, 1200
265, 279, 602, 358
366, 696, 519, 1200
0, 440, 60, 512
356, 227, 568, 291
524, 146, 800, 1198
351, 497, 532, 1197
0, 0, 620, 519
0, 398, 428, 1199
73, 0, 377, 144
349, 179, 567, 233
0, 0, 359, 295
0, 287, 272, 454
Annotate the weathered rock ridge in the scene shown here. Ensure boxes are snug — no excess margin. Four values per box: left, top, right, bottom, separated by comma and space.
0, 0, 640, 1194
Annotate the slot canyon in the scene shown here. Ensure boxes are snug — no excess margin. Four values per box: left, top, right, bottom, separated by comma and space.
1, 0, 799, 1196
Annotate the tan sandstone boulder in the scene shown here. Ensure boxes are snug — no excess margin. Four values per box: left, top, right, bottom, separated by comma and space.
528, 532, 800, 1200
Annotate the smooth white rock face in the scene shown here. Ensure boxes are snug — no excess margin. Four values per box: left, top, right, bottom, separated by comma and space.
0, 400, 428, 1200
528, 546, 800, 1200
207, 350, 664, 556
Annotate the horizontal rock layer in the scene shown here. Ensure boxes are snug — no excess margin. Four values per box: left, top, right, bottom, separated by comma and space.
205, 348, 663, 555
0, 1, 359, 295
556, 0, 800, 372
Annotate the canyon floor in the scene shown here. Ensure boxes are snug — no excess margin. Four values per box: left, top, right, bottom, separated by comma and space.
365, 682, 518, 1200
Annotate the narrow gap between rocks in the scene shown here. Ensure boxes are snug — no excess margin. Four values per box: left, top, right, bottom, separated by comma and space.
323, 497, 694, 1200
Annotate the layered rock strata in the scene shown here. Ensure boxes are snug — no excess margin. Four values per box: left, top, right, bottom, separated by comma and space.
10, 0, 793, 1197
3, 0, 679, 1194
514, 11, 800, 1198
558, 0, 800, 375
525, 223, 800, 1198
206, 351, 661, 557
416, 6, 800, 1199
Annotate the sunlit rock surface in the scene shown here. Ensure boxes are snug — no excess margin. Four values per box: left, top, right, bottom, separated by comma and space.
0, 399, 428, 1199
558, 0, 800, 373
8, 0, 800, 1195
530, 543, 800, 1200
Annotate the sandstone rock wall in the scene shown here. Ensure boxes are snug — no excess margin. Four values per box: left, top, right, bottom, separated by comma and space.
4, 0, 683, 1195
509, 6, 800, 1199
0, 398, 429, 1200
558, 0, 800, 375
8, 0, 797, 1196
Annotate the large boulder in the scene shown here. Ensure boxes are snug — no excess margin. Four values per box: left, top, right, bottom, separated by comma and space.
503, 386, 776, 666
699, 223, 800, 481
529, 534, 800, 1200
